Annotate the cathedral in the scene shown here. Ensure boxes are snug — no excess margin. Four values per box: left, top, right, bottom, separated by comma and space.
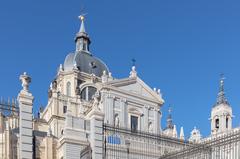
0, 15, 239, 159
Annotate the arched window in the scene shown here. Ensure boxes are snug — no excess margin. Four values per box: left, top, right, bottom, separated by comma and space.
66, 82, 71, 96
226, 117, 229, 128
80, 86, 97, 101
215, 118, 219, 129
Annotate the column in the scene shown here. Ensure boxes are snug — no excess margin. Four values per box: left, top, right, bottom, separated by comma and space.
18, 72, 34, 159
120, 98, 127, 128
154, 108, 160, 134
144, 106, 149, 131
44, 136, 53, 159
107, 94, 114, 125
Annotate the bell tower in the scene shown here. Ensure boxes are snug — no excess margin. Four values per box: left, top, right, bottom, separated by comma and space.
211, 75, 232, 134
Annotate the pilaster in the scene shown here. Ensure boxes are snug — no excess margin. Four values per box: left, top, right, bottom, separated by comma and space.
18, 72, 34, 159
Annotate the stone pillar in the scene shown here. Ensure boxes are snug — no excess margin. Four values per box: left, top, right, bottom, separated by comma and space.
18, 72, 34, 159
61, 112, 89, 159
88, 107, 104, 159
106, 95, 114, 125
44, 136, 54, 159
154, 108, 160, 134
5, 121, 11, 159
144, 106, 149, 130
120, 98, 127, 128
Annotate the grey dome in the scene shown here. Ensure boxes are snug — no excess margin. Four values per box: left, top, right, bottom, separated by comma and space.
63, 51, 109, 77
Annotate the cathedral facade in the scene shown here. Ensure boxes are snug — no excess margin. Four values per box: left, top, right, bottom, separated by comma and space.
0, 15, 239, 159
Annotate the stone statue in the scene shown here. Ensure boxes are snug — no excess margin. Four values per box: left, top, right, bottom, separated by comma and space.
52, 80, 57, 90
75, 86, 80, 95
149, 122, 153, 133
129, 66, 137, 78
115, 114, 120, 128
92, 91, 100, 110
48, 89, 52, 99
19, 72, 31, 92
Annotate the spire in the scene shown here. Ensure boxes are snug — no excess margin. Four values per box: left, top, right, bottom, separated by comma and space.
215, 74, 229, 106
167, 107, 174, 129
75, 14, 91, 52
79, 15, 86, 33
173, 125, 178, 138
180, 127, 185, 140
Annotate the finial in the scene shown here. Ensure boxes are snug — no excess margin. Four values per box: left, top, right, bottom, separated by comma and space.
78, 13, 87, 33
59, 64, 63, 71
103, 70, 107, 76
220, 73, 225, 92
180, 127, 185, 140
101, 70, 108, 83
167, 106, 173, 129
215, 73, 228, 106
79, 15, 85, 21
129, 65, 137, 78
109, 72, 112, 78
19, 72, 31, 92
173, 125, 178, 138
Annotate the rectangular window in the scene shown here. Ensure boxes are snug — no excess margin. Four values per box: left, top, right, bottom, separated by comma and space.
131, 115, 138, 132
63, 106, 67, 114
215, 119, 219, 129
226, 118, 229, 128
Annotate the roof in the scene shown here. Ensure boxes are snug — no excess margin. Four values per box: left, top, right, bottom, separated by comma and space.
63, 51, 109, 77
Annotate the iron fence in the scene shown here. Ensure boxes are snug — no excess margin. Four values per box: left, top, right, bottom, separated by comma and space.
159, 129, 240, 159
103, 124, 191, 159
0, 97, 18, 117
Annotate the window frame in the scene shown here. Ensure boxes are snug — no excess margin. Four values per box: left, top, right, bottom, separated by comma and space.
80, 86, 97, 101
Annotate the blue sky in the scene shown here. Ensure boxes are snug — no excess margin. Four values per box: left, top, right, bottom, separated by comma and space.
0, 0, 240, 137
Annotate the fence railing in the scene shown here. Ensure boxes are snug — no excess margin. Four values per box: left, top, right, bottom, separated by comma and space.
0, 97, 18, 116
159, 128, 240, 159
103, 124, 191, 159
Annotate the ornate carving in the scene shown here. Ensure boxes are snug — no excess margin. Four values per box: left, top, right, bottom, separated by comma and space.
48, 89, 52, 99
75, 86, 80, 95
120, 98, 127, 103
52, 80, 57, 90
92, 91, 101, 110
129, 66, 137, 78
19, 72, 31, 92
114, 114, 120, 128
148, 121, 153, 133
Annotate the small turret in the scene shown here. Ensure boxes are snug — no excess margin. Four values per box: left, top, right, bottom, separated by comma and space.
75, 15, 91, 52
210, 75, 232, 134
189, 126, 201, 143
167, 107, 174, 129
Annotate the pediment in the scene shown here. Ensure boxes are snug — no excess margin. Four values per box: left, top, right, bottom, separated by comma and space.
107, 77, 164, 104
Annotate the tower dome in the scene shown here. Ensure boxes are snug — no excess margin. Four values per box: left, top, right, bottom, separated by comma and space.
63, 15, 109, 77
